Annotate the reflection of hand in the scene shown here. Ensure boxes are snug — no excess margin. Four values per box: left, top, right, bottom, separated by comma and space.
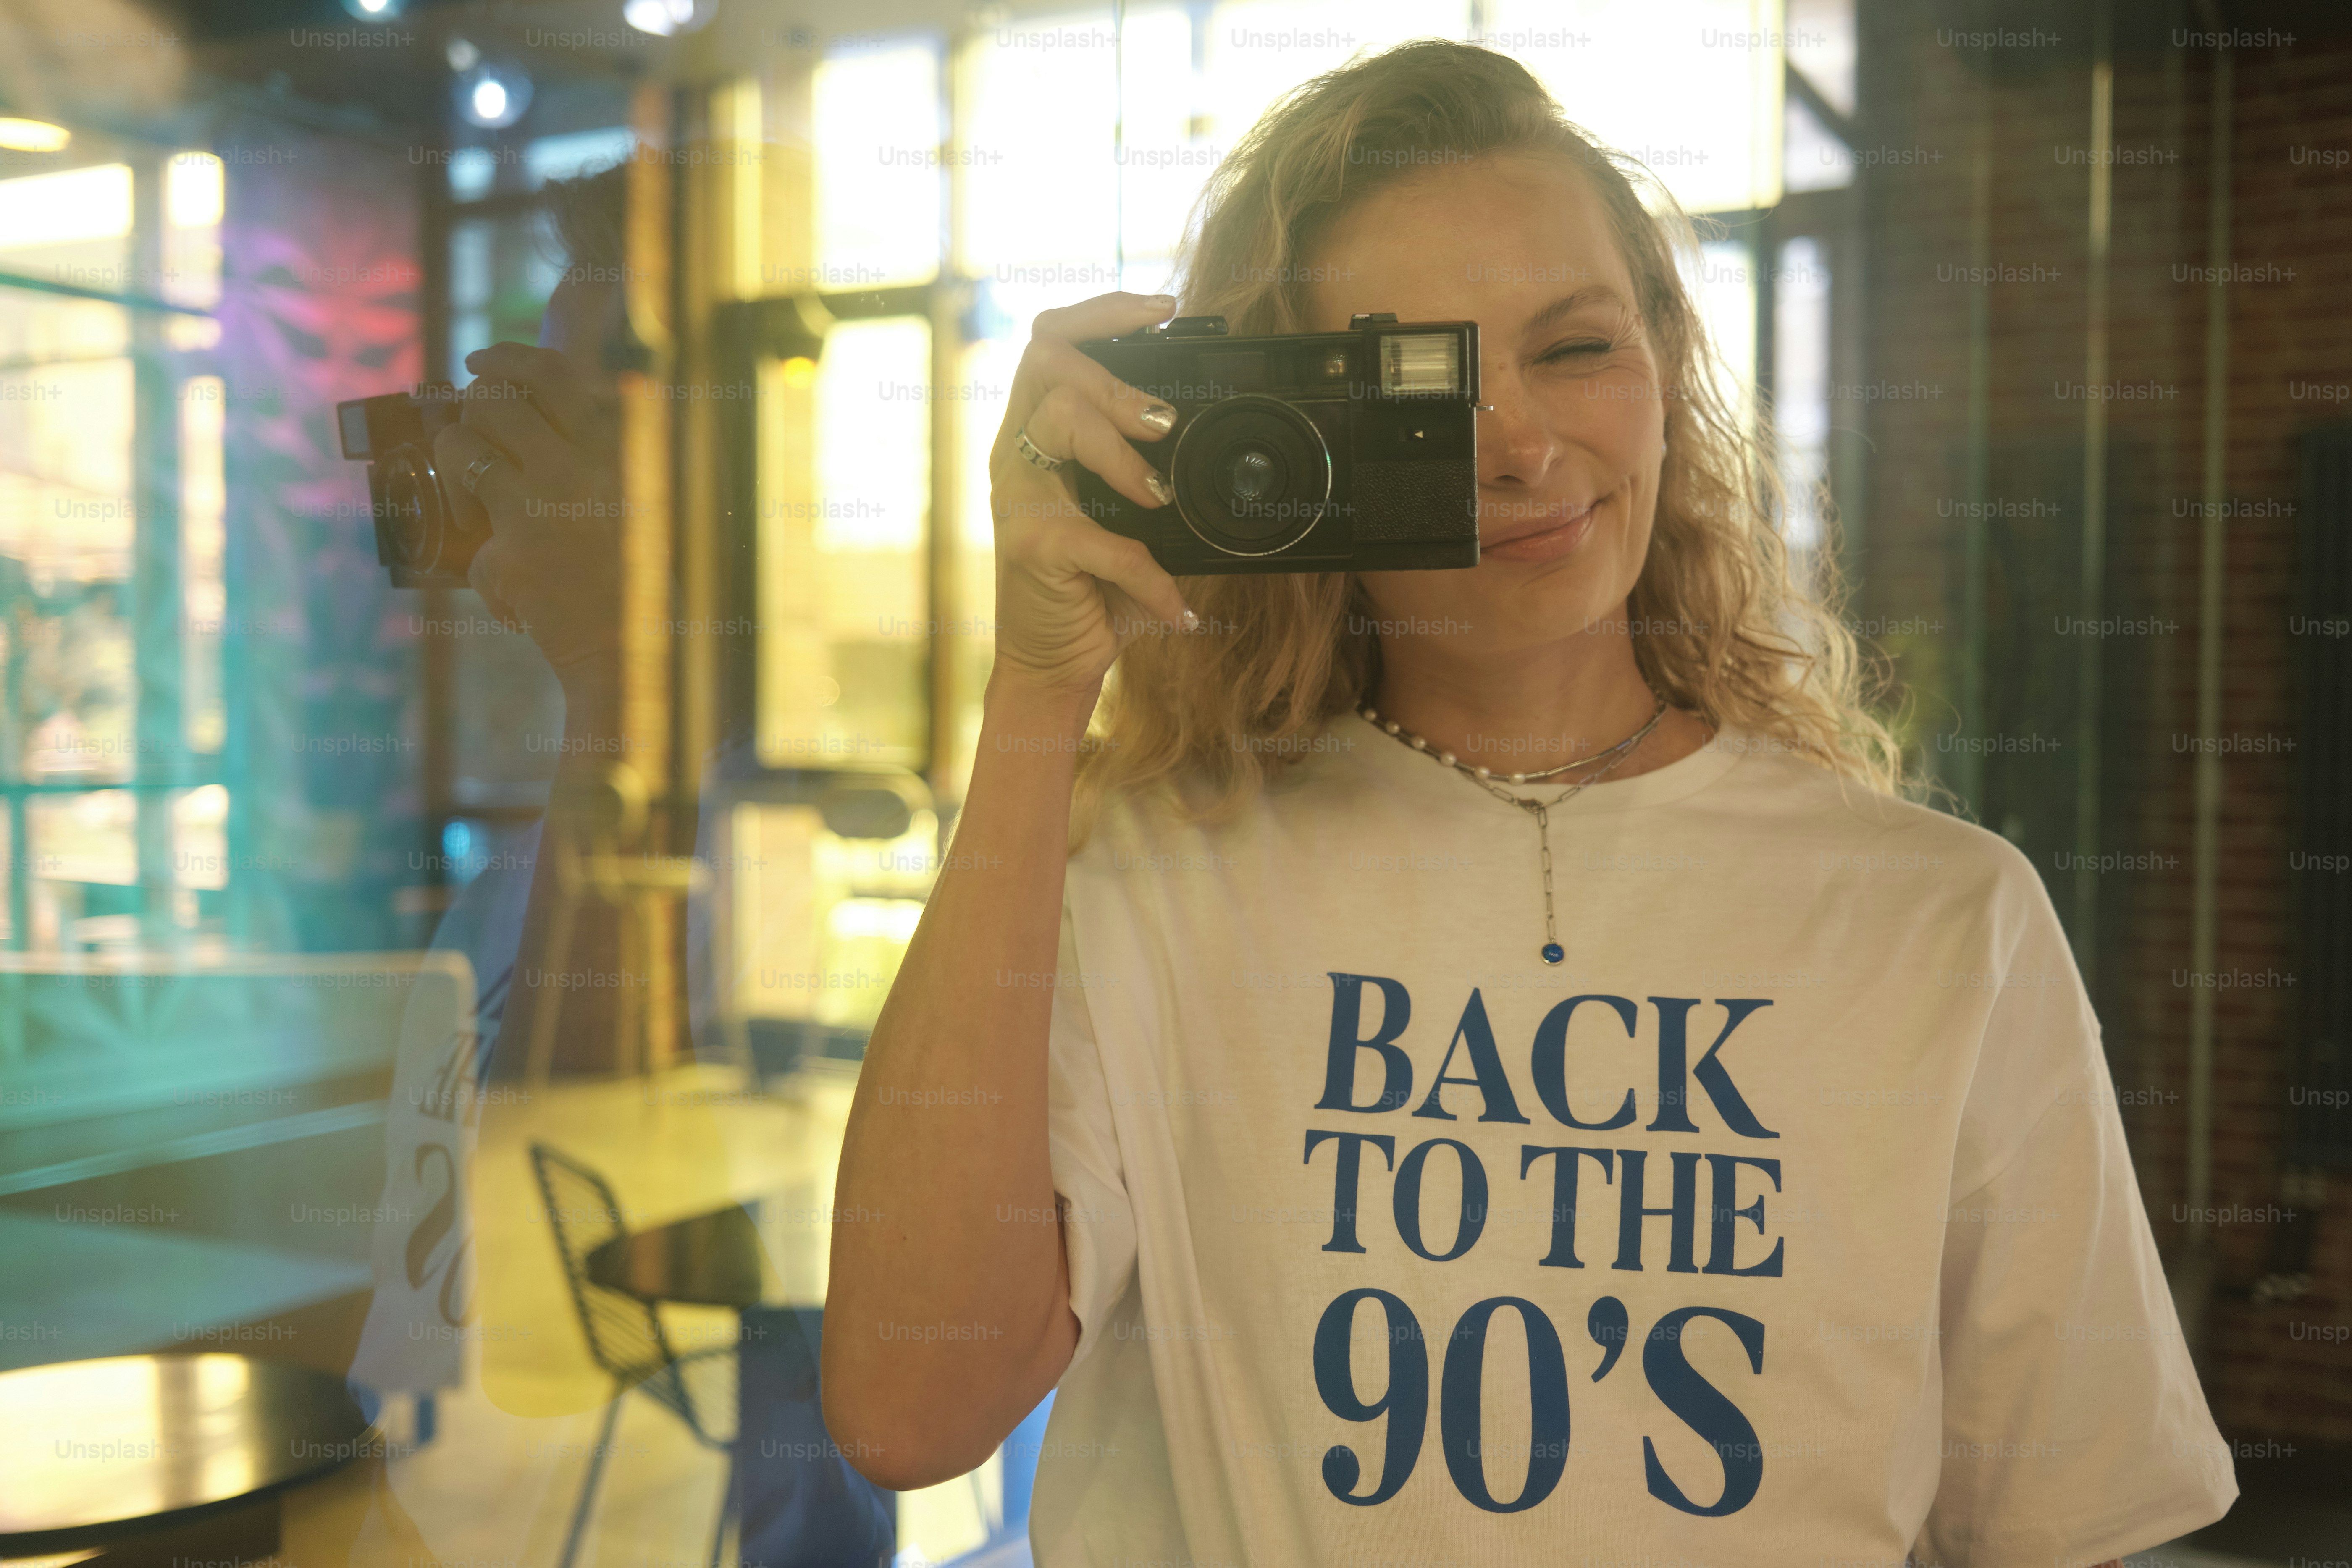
988, 292, 1194, 700
431, 343, 625, 684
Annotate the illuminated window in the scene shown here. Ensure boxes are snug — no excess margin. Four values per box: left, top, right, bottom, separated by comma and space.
1482, 0, 1784, 213
1685, 239, 1758, 435
756, 317, 932, 769
180, 377, 226, 753
958, 19, 1118, 299
164, 152, 224, 350
727, 798, 937, 1032
1774, 235, 1832, 553
813, 41, 942, 288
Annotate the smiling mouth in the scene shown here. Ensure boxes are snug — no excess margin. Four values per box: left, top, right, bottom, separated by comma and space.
1480, 496, 1602, 558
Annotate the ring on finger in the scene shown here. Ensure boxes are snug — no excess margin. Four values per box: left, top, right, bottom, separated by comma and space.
459, 452, 506, 496
1013, 425, 1068, 473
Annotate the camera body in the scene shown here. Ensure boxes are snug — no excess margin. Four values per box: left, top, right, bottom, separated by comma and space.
1072, 313, 1480, 575
335, 383, 484, 588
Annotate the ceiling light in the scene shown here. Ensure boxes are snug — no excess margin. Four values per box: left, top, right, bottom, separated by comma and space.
622, 0, 714, 37
0, 118, 71, 152
455, 63, 531, 129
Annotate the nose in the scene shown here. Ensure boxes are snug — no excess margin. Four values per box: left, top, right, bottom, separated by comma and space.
1476, 380, 1558, 491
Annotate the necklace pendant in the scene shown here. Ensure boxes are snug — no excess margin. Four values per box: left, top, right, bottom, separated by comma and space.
1540, 941, 1565, 965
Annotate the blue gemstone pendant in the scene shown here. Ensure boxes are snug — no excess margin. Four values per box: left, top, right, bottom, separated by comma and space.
1541, 941, 1565, 965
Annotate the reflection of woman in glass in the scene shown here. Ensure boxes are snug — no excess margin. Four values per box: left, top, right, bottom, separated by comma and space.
829, 40, 2232, 1567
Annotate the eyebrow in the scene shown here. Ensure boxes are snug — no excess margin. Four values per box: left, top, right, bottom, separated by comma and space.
1525, 287, 1636, 332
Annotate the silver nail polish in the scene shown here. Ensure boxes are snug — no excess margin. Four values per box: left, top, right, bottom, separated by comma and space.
1139, 404, 1177, 434
1145, 471, 1174, 505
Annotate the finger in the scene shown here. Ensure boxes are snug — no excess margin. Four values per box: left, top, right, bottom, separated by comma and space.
463, 341, 601, 442
1051, 514, 1193, 635
432, 423, 533, 537
459, 380, 571, 481
1006, 292, 1176, 430
1018, 385, 1171, 512
465, 537, 528, 630
1017, 336, 1177, 445
1030, 291, 1178, 346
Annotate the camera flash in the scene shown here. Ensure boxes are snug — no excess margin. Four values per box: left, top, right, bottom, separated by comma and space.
1380, 333, 1460, 396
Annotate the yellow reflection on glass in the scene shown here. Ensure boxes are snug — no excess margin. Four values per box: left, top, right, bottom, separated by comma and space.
728, 800, 937, 1035
185, 1353, 261, 1509
0, 118, 71, 153
0, 164, 133, 252
166, 152, 224, 228
1479, 0, 1785, 213
1685, 238, 1759, 433
165, 152, 225, 350
1112, 7, 1198, 273
175, 784, 231, 891
756, 316, 931, 768
813, 41, 942, 287
1204, 0, 1467, 146
28, 789, 138, 886
957, 18, 1116, 279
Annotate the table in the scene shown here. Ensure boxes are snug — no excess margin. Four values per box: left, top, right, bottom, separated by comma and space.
580, 1198, 894, 1563
584, 1197, 824, 1310
0, 1353, 377, 1565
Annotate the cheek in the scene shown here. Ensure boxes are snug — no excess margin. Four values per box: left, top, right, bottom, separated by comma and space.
1549, 373, 1666, 466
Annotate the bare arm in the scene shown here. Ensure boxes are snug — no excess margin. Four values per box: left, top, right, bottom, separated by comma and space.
433, 342, 635, 1069
823, 292, 1192, 1489
821, 674, 1095, 1489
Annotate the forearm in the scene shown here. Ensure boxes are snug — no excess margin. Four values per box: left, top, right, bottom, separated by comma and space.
494, 671, 631, 1073
823, 672, 1096, 1487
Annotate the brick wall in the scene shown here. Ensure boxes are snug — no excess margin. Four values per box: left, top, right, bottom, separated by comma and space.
1853, 10, 2352, 1445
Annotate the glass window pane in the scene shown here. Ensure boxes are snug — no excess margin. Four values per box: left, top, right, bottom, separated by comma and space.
524, 126, 635, 187
0, 345, 134, 593
449, 210, 563, 368
1206, 0, 1471, 146
814, 40, 942, 287
1786, 0, 1856, 118
29, 787, 136, 884
958, 18, 1118, 287
1784, 93, 1854, 193
164, 152, 224, 350
758, 316, 931, 768
1686, 237, 1757, 431
1483, 0, 1784, 213
448, 598, 563, 811
0, 164, 132, 283
180, 377, 226, 753
173, 784, 229, 890
942, 336, 1023, 800
1774, 235, 1831, 552
1113, 6, 1202, 281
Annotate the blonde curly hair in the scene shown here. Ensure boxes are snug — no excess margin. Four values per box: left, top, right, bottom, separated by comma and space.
1074, 39, 1901, 840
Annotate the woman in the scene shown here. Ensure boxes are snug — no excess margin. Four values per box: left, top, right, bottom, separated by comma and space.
826, 39, 2233, 1567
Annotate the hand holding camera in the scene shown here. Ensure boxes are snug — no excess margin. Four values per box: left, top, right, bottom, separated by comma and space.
337, 345, 625, 684
985, 292, 1198, 703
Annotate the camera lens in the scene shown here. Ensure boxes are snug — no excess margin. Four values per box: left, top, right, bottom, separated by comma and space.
381, 446, 446, 570
1168, 395, 1329, 556
1221, 446, 1279, 506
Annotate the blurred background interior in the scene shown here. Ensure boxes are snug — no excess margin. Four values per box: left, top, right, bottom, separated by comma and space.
0, 0, 2347, 1563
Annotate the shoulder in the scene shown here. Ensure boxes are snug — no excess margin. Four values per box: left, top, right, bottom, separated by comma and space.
1704, 730, 2056, 934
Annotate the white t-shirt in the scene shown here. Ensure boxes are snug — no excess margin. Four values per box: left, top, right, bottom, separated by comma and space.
1031, 715, 2236, 1568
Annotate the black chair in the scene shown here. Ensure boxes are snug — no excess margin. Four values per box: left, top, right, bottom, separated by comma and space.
529, 1141, 738, 1568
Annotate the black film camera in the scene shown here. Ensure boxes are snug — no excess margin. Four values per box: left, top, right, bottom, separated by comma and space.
335, 383, 487, 588
1073, 313, 1481, 574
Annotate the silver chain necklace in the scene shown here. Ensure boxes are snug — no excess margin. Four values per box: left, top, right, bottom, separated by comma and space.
1357, 693, 1670, 965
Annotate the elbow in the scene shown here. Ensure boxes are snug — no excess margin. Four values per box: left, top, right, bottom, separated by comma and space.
821, 1347, 1004, 1492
